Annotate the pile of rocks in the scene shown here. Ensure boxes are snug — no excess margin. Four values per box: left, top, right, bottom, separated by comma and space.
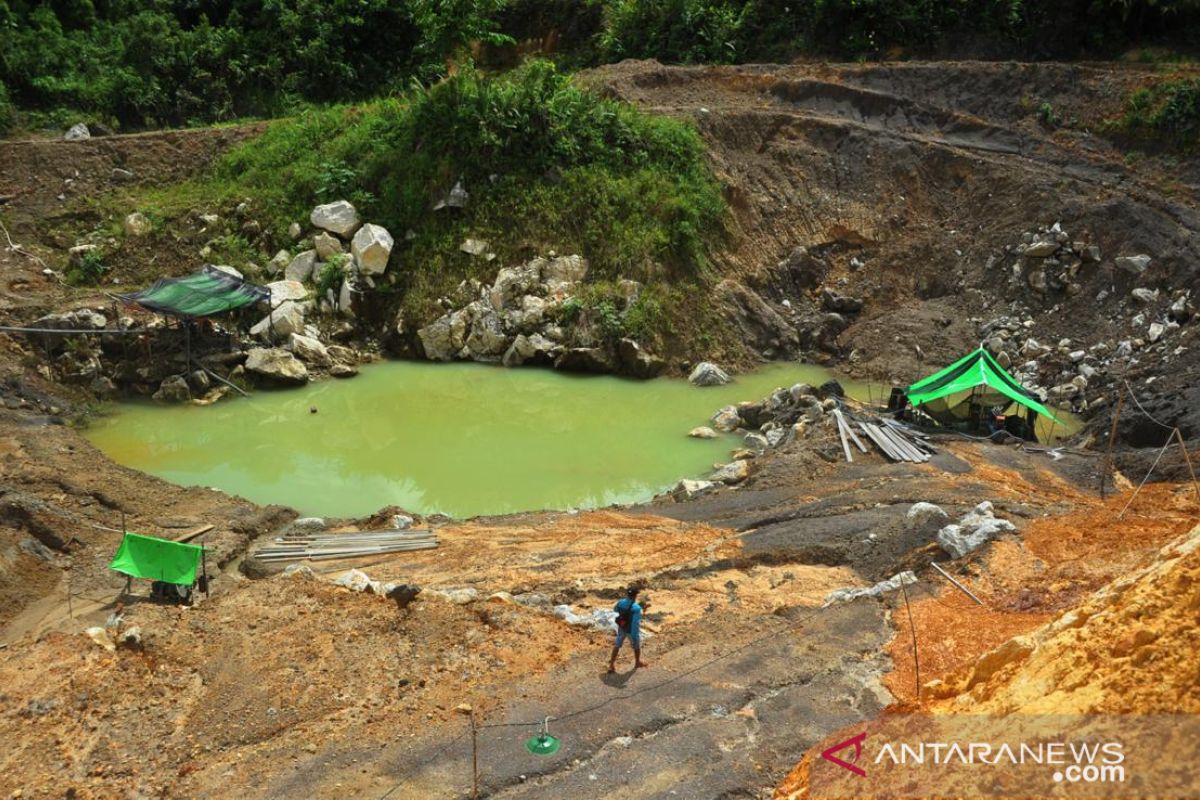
257, 199, 394, 331
903, 500, 1015, 558
1003, 222, 1103, 298
978, 293, 1195, 415
416, 254, 667, 377
670, 379, 847, 499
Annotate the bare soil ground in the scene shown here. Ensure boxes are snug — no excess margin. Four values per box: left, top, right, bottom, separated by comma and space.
589, 60, 1200, 446
1, 60, 1199, 800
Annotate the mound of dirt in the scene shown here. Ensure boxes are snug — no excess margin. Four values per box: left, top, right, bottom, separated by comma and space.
926, 521, 1200, 713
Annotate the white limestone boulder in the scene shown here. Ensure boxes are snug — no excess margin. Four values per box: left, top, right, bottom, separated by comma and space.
310, 201, 361, 238
350, 223, 393, 275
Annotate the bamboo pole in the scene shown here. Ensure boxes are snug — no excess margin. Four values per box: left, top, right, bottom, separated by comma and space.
1100, 387, 1126, 500
899, 577, 921, 704
1173, 427, 1200, 510
1118, 435, 1174, 519
930, 562, 984, 606
201, 547, 210, 599
471, 709, 479, 800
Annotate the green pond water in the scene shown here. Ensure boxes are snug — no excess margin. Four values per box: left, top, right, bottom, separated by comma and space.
84, 362, 874, 519
85, 361, 1076, 519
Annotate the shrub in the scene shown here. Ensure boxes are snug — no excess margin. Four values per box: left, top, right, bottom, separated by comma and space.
1120, 77, 1200, 147
1037, 101, 1060, 128
66, 249, 108, 286
316, 254, 350, 299
209, 61, 725, 280
0, 82, 14, 135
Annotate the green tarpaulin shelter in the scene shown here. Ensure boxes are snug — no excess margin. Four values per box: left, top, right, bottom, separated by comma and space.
907, 346, 1062, 425
109, 532, 203, 586
117, 266, 269, 319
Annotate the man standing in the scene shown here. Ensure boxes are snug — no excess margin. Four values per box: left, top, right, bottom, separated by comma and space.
608, 586, 649, 673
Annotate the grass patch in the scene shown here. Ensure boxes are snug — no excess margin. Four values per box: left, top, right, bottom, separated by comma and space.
148, 61, 727, 348
65, 249, 108, 286
1117, 76, 1200, 149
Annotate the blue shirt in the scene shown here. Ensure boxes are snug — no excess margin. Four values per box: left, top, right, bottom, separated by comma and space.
614, 597, 642, 637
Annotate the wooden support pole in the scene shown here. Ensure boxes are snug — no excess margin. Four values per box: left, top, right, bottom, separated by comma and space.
470, 709, 479, 800
930, 562, 984, 606
899, 577, 921, 704
201, 546, 210, 599
1118, 434, 1173, 519
1100, 388, 1125, 500
1173, 427, 1200, 510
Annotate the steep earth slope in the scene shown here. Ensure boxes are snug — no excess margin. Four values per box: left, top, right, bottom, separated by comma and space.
588, 60, 1200, 449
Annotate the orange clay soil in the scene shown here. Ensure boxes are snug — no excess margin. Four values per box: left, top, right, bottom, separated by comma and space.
774, 483, 1200, 799
0, 571, 596, 800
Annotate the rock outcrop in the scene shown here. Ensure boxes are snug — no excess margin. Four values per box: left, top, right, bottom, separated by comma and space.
351, 223, 393, 275
413, 254, 666, 378
310, 201, 361, 237
688, 362, 731, 386
936, 501, 1016, 558
245, 347, 309, 385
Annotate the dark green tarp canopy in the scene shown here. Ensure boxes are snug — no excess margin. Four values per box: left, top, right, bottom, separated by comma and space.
907, 347, 1062, 424
109, 532, 203, 585
117, 266, 269, 319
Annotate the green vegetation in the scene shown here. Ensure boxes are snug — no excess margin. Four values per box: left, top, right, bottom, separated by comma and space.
0, 0, 510, 130
0, 81, 14, 135
1037, 101, 1060, 129
1120, 76, 1200, 147
66, 248, 107, 286
4, 0, 1199, 133
136, 62, 724, 340
316, 254, 350, 300
589, 0, 1200, 64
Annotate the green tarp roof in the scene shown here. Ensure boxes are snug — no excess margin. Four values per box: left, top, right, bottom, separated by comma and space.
117, 266, 269, 319
109, 532, 203, 586
907, 347, 1062, 424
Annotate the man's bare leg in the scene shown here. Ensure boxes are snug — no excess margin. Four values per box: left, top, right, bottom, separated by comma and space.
633, 645, 648, 669
608, 645, 620, 673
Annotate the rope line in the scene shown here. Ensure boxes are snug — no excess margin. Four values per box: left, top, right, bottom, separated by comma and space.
0, 324, 140, 334
377, 728, 470, 800
1122, 380, 1177, 432
373, 595, 864, 798
1118, 435, 1174, 518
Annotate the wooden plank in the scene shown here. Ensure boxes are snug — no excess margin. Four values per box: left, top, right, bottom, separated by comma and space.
174, 524, 214, 543
869, 422, 924, 463
257, 539, 437, 554
861, 422, 903, 461
881, 419, 938, 453
835, 410, 868, 453
254, 542, 438, 561
276, 529, 434, 543
833, 411, 853, 463
255, 541, 439, 562
859, 423, 894, 460
883, 427, 925, 462
882, 427, 928, 463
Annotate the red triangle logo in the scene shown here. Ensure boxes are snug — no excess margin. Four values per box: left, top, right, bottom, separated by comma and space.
821, 731, 867, 777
